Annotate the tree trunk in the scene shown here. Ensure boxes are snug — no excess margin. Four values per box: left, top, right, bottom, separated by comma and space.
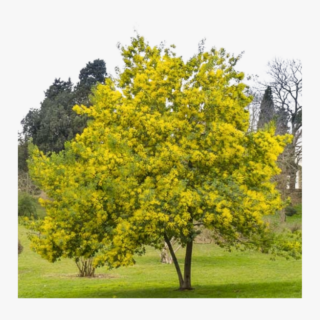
289, 171, 296, 191
181, 241, 193, 290
160, 238, 181, 264
164, 234, 184, 288
164, 234, 194, 290
298, 165, 302, 189
160, 242, 172, 264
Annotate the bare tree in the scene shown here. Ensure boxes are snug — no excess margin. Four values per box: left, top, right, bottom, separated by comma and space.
264, 58, 302, 191
245, 61, 302, 221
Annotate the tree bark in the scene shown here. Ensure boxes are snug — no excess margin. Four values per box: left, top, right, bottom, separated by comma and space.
164, 233, 184, 288
181, 241, 193, 290
164, 234, 194, 290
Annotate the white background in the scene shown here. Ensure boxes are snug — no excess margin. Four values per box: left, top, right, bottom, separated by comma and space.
0, 0, 319, 319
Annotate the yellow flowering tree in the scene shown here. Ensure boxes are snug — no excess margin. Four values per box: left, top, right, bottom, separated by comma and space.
28, 36, 299, 287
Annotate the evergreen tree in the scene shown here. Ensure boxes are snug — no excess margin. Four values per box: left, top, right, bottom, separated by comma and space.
257, 86, 275, 130
45, 78, 73, 100
20, 59, 107, 155
78, 59, 106, 87
74, 59, 107, 106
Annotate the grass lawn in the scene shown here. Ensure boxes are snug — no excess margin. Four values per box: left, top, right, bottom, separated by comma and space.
18, 213, 302, 298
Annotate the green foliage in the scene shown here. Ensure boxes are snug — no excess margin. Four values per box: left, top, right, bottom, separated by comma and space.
78, 59, 106, 89
74, 59, 107, 106
18, 134, 29, 173
285, 205, 298, 217
22, 89, 87, 154
257, 86, 275, 130
20, 59, 107, 155
271, 229, 302, 259
45, 78, 73, 100
18, 192, 38, 218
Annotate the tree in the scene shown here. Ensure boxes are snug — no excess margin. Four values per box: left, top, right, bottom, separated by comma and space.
18, 133, 29, 173
257, 86, 275, 130
44, 78, 73, 100
74, 59, 107, 106
20, 60, 107, 156
160, 238, 181, 264
264, 58, 302, 190
28, 36, 300, 289
246, 88, 262, 132
21, 79, 82, 153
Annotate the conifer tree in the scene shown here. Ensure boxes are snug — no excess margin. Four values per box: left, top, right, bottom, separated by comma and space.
20, 60, 107, 155
257, 86, 275, 130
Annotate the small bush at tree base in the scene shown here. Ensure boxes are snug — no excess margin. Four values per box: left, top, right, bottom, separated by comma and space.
75, 257, 96, 277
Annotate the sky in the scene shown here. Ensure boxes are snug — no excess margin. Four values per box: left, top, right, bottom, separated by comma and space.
1, 0, 319, 319
1, 0, 308, 131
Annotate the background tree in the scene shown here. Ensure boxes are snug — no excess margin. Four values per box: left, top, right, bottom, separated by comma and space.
18, 132, 40, 194
18, 133, 29, 173
44, 78, 73, 100
252, 85, 289, 135
21, 78, 83, 154
257, 86, 275, 130
245, 88, 261, 132
20, 60, 107, 156
28, 36, 300, 290
264, 58, 302, 190
246, 60, 302, 220
74, 59, 107, 106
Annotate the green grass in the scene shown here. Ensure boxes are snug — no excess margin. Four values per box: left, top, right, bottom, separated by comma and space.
18, 220, 302, 298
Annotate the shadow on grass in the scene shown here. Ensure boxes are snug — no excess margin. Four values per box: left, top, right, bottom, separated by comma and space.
65, 280, 301, 298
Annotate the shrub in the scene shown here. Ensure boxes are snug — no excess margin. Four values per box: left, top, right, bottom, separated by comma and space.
75, 257, 96, 277
18, 240, 24, 254
18, 192, 38, 218
285, 205, 297, 217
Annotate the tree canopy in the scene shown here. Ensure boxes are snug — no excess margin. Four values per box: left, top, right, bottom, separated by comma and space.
257, 86, 275, 130
28, 36, 300, 288
20, 60, 107, 160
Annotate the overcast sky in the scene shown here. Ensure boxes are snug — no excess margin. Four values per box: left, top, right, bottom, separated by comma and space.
0, 0, 310, 132
2, 0, 320, 318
